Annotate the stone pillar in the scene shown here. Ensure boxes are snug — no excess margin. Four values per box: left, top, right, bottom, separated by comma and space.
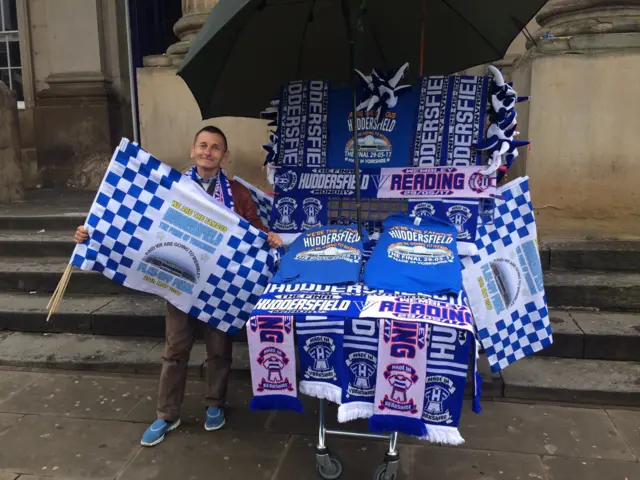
0, 82, 24, 202
512, 0, 640, 222
144, 0, 219, 67
33, 0, 131, 189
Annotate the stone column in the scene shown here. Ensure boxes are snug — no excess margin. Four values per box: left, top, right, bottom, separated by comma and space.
144, 0, 219, 67
511, 0, 640, 222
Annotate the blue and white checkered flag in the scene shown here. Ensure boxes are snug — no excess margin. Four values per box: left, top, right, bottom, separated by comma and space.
461, 176, 552, 372
234, 176, 273, 229
71, 138, 278, 334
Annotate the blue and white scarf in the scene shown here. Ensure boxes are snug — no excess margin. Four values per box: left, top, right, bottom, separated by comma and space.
296, 315, 345, 404
421, 325, 473, 445
338, 317, 379, 422
185, 166, 234, 210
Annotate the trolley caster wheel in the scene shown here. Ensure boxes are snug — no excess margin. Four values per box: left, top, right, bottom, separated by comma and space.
316, 456, 343, 479
373, 463, 398, 480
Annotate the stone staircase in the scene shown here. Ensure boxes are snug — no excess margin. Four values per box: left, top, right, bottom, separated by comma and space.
0, 191, 638, 407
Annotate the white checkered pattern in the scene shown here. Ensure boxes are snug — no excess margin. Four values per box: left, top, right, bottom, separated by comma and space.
234, 176, 273, 228
72, 138, 277, 335
188, 220, 276, 333
72, 139, 182, 283
462, 176, 553, 372
477, 298, 551, 370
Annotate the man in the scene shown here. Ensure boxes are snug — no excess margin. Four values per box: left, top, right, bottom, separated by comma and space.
74, 126, 282, 446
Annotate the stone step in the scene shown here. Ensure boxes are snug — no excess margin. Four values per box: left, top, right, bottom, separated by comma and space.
545, 270, 640, 310
542, 240, 640, 272
0, 257, 138, 295
0, 331, 637, 407
1, 293, 639, 362
0, 292, 248, 341
500, 356, 640, 407
0, 230, 76, 257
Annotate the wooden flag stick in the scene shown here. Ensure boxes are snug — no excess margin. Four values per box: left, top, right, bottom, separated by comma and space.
46, 263, 73, 322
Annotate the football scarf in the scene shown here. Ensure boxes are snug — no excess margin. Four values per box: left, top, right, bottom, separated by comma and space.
369, 319, 429, 438
338, 317, 379, 422
296, 315, 345, 404
421, 325, 472, 445
247, 315, 303, 412
185, 165, 234, 210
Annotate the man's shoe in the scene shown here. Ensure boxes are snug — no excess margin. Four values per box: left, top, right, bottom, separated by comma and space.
204, 407, 225, 431
141, 418, 181, 447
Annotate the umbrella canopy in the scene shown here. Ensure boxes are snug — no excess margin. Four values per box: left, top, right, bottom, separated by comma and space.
177, 0, 547, 120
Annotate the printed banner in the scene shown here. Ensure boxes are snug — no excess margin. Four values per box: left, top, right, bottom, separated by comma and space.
377, 166, 496, 199
71, 139, 277, 334
327, 88, 419, 169
360, 295, 474, 333
272, 166, 496, 200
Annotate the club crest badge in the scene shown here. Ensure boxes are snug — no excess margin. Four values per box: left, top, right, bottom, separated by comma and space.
302, 197, 323, 230
274, 170, 298, 192
346, 351, 377, 398
256, 346, 293, 392
446, 204, 473, 240
411, 202, 437, 217
273, 197, 298, 231
423, 375, 457, 424
303, 335, 337, 380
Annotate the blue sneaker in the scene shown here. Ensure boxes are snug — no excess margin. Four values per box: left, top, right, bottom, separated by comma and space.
141, 418, 181, 447
204, 407, 225, 431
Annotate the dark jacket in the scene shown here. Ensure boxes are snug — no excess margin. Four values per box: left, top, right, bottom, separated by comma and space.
229, 180, 268, 233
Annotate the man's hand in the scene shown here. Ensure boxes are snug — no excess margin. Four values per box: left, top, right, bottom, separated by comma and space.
267, 231, 283, 249
74, 225, 89, 244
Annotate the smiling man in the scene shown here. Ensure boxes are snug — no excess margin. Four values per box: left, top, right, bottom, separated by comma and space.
74, 126, 282, 446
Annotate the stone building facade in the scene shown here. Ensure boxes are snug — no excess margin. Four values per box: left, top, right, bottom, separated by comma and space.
3, 0, 638, 222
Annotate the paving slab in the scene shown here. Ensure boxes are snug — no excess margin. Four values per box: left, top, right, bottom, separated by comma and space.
0, 332, 160, 373
117, 429, 288, 480
90, 295, 165, 337
457, 401, 635, 460
0, 371, 42, 403
411, 447, 546, 480
0, 373, 157, 421
0, 415, 141, 479
0, 293, 113, 334
544, 271, 640, 310
0, 474, 18, 480
275, 435, 413, 480
542, 456, 640, 480
537, 310, 584, 358
607, 409, 640, 459
572, 312, 640, 361
502, 357, 640, 406
0, 413, 22, 434
124, 375, 271, 432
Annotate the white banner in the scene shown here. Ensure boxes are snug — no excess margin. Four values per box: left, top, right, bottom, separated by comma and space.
376, 166, 497, 199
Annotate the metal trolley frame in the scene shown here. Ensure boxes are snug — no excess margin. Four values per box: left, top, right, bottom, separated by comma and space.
314, 398, 400, 480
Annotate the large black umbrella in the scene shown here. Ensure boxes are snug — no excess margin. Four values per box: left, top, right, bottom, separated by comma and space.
177, 0, 546, 229
177, 0, 547, 119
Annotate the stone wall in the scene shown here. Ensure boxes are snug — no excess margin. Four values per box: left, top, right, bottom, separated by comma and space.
0, 82, 24, 202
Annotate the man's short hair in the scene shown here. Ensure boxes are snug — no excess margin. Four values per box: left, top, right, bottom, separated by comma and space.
194, 125, 228, 151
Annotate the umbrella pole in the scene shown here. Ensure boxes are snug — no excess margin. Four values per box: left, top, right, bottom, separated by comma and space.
342, 0, 363, 235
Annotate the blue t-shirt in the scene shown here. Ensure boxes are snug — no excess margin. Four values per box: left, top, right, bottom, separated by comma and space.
272, 224, 366, 285
363, 214, 462, 294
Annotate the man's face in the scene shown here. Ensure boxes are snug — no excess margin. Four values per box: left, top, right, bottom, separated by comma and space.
191, 131, 228, 172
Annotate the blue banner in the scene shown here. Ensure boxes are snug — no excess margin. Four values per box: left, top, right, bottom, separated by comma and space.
327, 88, 419, 169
